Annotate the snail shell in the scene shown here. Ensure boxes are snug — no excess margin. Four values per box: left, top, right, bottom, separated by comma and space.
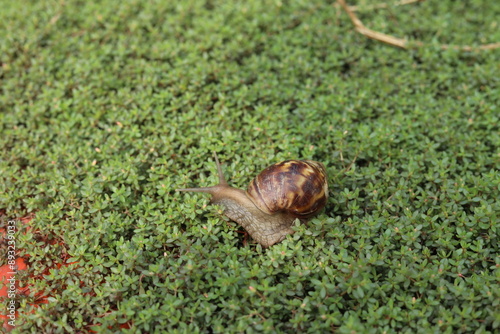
247, 160, 328, 218
177, 153, 328, 247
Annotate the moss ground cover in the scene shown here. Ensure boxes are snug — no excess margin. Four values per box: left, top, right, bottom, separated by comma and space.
0, 0, 499, 332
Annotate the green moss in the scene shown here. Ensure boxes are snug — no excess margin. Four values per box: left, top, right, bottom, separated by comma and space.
1, 0, 499, 332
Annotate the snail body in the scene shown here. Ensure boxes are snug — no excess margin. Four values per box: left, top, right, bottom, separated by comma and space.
177, 153, 328, 247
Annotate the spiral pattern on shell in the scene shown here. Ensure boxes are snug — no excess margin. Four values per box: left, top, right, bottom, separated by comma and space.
246, 160, 328, 218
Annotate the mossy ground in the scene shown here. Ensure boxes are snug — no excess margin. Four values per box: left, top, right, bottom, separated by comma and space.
0, 0, 499, 333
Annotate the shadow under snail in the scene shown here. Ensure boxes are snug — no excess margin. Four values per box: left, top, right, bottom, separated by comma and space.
176, 153, 328, 247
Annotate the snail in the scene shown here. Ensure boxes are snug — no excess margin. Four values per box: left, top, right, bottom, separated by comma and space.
176, 153, 328, 247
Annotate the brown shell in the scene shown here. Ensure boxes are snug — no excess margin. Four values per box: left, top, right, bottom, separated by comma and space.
246, 160, 328, 218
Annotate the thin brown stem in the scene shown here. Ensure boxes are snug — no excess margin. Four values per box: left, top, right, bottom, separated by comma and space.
336, 0, 500, 51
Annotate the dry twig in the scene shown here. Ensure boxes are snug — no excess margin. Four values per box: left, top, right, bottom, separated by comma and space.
337, 0, 500, 51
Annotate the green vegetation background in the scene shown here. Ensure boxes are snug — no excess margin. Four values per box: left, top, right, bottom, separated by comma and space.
1, 0, 499, 332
